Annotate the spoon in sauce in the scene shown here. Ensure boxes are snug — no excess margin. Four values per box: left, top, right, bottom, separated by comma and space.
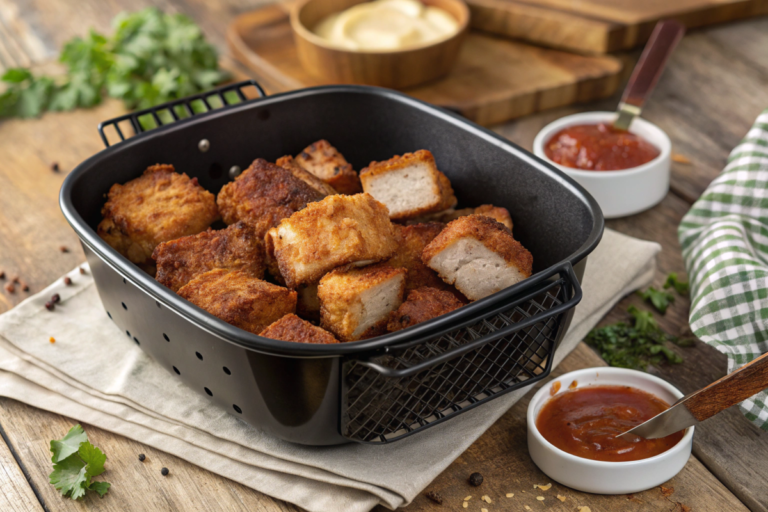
619, 350, 768, 439
613, 20, 685, 131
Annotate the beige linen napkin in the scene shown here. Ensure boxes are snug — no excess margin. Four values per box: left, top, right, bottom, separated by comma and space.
0, 228, 658, 511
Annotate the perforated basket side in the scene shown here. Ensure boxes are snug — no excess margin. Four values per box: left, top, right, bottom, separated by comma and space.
341, 280, 567, 444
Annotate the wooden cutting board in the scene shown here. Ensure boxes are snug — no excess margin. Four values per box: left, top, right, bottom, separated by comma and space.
227, 5, 623, 126
467, 0, 768, 54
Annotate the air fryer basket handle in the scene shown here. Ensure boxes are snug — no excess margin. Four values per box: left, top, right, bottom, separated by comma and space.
356, 262, 582, 379
97, 80, 267, 147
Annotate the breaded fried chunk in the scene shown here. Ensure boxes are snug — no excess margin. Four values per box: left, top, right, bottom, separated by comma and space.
217, 158, 325, 238
360, 150, 456, 220
97, 164, 218, 266
473, 204, 513, 231
406, 204, 513, 231
294, 140, 362, 194
422, 215, 533, 301
266, 193, 397, 288
152, 222, 265, 292
260, 314, 339, 344
318, 263, 406, 341
177, 269, 296, 335
276, 155, 337, 196
387, 287, 465, 332
389, 223, 461, 296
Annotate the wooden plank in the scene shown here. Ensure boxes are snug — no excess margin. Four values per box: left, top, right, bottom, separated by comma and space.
465, 0, 768, 54
380, 343, 749, 512
227, 5, 623, 126
0, 398, 301, 511
0, 421, 43, 511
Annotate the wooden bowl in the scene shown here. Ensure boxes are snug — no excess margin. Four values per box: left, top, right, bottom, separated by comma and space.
290, 0, 469, 89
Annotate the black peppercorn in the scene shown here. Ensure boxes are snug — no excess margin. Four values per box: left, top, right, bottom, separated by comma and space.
79, 267, 86, 274
45, 301, 55, 311
426, 490, 443, 504
59, 245, 69, 253
161, 467, 169, 476
468, 472, 483, 486
51, 162, 60, 172
63, 277, 72, 285
52, 293, 61, 303
138, 454, 146, 462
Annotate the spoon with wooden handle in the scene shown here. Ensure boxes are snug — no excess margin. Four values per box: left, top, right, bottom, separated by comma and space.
613, 20, 685, 131
619, 350, 768, 439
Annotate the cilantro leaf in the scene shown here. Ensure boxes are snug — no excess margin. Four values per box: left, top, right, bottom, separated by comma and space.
89, 481, 111, 497
48, 425, 111, 500
586, 305, 690, 371
49, 454, 89, 499
637, 286, 675, 314
79, 441, 106, 477
664, 272, 690, 296
50, 424, 88, 463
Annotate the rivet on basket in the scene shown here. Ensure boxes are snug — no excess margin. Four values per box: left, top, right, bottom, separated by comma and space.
228, 165, 242, 179
198, 139, 210, 152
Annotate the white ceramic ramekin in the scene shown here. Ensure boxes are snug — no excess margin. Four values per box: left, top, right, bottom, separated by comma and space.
532, 112, 671, 219
527, 367, 694, 494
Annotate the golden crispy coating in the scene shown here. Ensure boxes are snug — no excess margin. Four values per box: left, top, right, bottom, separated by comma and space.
405, 205, 513, 231
389, 222, 462, 297
473, 204, 513, 231
276, 155, 338, 196
266, 193, 397, 288
318, 263, 406, 341
359, 150, 457, 220
152, 222, 265, 292
422, 215, 533, 301
216, 158, 325, 238
177, 269, 296, 335
97, 164, 218, 266
294, 140, 362, 194
260, 314, 339, 344
387, 287, 465, 332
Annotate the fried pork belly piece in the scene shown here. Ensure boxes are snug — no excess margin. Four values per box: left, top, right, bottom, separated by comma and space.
387, 287, 465, 332
177, 269, 296, 335
422, 215, 533, 301
318, 263, 406, 341
294, 140, 361, 194
276, 155, 337, 196
406, 205, 513, 231
389, 223, 461, 296
97, 164, 218, 266
266, 193, 397, 288
260, 314, 339, 344
152, 222, 265, 292
360, 150, 456, 221
217, 158, 325, 238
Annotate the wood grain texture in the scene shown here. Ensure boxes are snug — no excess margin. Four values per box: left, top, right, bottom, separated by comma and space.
0, 422, 43, 512
466, 0, 768, 54
228, 4, 623, 125
376, 343, 749, 512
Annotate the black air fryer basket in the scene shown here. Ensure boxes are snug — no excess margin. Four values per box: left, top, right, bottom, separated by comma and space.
60, 81, 604, 446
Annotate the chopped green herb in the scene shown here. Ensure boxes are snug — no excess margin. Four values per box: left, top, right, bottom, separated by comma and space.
664, 272, 690, 296
0, 8, 228, 119
49, 425, 111, 500
585, 305, 687, 371
637, 286, 675, 314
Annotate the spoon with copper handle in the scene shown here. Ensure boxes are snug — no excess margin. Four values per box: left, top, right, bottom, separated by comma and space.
619, 350, 768, 439
614, 20, 686, 131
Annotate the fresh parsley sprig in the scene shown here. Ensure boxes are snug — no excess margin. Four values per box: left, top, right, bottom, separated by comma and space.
49, 424, 111, 500
637, 272, 690, 314
0, 8, 228, 119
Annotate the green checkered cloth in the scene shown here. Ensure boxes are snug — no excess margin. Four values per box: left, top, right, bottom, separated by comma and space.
679, 108, 768, 430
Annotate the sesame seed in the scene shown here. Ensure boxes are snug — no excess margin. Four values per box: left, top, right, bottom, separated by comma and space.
464, 496, 471, 501
506, 493, 514, 498
462, 502, 467, 509
557, 495, 566, 502
537, 496, 545, 501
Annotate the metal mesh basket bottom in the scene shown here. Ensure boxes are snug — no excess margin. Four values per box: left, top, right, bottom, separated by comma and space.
342, 284, 563, 443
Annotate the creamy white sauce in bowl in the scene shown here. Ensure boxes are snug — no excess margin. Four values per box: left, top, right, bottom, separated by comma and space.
313, 0, 460, 51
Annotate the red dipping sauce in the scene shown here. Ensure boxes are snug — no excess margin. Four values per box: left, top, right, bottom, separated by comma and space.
536, 385, 684, 462
544, 123, 660, 171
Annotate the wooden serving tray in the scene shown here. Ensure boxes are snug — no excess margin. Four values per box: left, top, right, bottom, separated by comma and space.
467, 0, 768, 54
227, 5, 623, 126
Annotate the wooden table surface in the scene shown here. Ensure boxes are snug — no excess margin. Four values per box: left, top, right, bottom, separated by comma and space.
0, 1, 767, 511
